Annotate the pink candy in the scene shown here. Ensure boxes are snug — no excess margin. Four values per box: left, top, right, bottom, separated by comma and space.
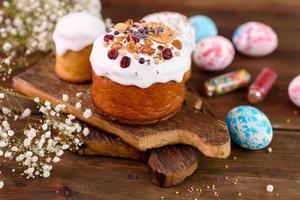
232, 21, 278, 57
288, 75, 300, 108
193, 36, 235, 71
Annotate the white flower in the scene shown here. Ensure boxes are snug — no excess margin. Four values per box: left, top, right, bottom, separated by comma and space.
0, 93, 4, 99
2, 107, 11, 115
11, 146, 18, 151
2, 42, 12, 52
4, 151, 12, 158
42, 124, 48, 131
62, 94, 69, 102
75, 102, 81, 109
76, 92, 82, 97
52, 156, 60, 163
0, 141, 8, 148
43, 171, 51, 178
0, 180, 4, 189
83, 109, 92, 119
0, 150, 3, 156
83, 127, 89, 137
7, 130, 14, 136
34, 97, 40, 103
21, 108, 31, 119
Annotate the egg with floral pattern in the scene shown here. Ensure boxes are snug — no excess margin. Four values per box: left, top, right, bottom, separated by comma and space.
226, 105, 273, 150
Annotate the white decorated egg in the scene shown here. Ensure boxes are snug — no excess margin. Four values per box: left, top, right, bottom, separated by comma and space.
193, 36, 235, 71
232, 21, 278, 57
226, 106, 273, 150
288, 75, 300, 107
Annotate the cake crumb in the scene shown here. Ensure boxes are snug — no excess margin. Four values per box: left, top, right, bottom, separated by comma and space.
267, 147, 272, 153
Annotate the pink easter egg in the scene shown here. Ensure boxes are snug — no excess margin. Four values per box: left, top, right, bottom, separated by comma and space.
193, 36, 235, 71
232, 21, 278, 57
288, 75, 300, 108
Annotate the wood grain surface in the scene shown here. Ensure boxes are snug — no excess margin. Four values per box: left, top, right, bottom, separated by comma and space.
12, 55, 230, 159
0, 0, 300, 199
78, 126, 198, 187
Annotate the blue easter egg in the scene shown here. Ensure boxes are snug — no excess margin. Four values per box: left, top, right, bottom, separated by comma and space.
226, 106, 273, 150
189, 15, 218, 43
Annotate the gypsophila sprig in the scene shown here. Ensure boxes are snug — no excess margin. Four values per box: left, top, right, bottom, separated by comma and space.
0, 86, 89, 186
0, 0, 103, 81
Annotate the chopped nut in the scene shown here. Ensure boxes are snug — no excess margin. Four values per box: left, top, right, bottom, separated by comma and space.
126, 41, 138, 53
124, 19, 133, 26
111, 42, 123, 50
114, 23, 128, 32
172, 39, 182, 50
144, 39, 153, 46
133, 53, 139, 60
174, 51, 180, 57
116, 36, 126, 43
153, 58, 160, 65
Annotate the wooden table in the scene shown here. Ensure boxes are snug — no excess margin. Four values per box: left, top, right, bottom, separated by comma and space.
1, 0, 300, 199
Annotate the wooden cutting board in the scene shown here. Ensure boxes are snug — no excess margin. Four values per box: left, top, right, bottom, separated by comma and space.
12, 55, 230, 158
77, 125, 198, 187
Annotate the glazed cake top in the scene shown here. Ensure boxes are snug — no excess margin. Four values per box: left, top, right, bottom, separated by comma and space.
143, 11, 196, 53
90, 19, 191, 88
53, 12, 105, 56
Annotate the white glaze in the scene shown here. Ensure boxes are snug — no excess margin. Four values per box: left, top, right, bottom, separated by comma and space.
90, 35, 191, 89
53, 12, 106, 56
143, 12, 196, 53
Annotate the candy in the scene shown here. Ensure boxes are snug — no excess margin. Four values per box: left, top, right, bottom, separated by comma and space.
204, 69, 251, 97
248, 68, 278, 104
232, 21, 278, 57
193, 36, 235, 71
226, 106, 273, 150
189, 15, 218, 43
288, 75, 300, 107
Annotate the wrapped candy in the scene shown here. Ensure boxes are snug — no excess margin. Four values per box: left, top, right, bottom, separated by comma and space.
205, 69, 251, 97
248, 68, 278, 104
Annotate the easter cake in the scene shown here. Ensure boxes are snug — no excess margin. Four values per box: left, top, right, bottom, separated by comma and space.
90, 19, 192, 124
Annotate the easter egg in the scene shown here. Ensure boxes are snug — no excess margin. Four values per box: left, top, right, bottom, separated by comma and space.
232, 21, 278, 57
193, 36, 235, 71
226, 106, 273, 150
189, 15, 218, 43
143, 12, 196, 53
288, 75, 300, 107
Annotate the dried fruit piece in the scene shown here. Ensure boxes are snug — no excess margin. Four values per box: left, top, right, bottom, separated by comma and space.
104, 35, 114, 42
107, 49, 118, 60
139, 57, 145, 64
172, 39, 182, 50
114, 31, 120, 35
162, 48, 173, 60
120, 56, 131, 68
114, 23, 128, 32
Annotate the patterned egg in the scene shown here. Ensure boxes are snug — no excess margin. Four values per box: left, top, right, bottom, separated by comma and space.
288, 75, 300, 107
193, 36, 235, 71
226, 106, 273, 150
232, 21, 278, 57
189, 15, 218, 43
